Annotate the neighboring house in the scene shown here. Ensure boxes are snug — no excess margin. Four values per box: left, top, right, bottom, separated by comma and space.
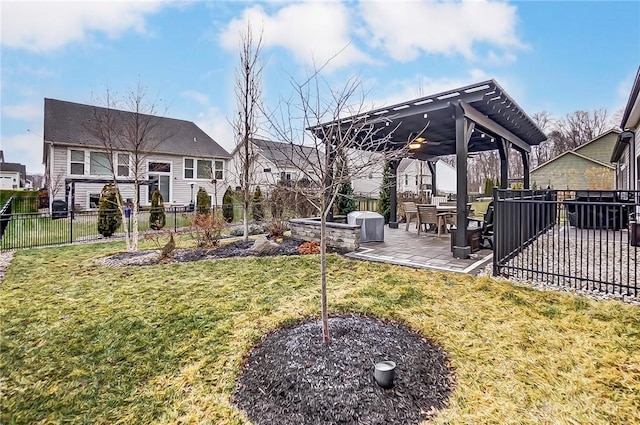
611, 66, 639, 191
397, 158, 457, 195
0, 151, 28, 190
531, 129, 620, 190
229, 138, 321, 192
43, 98, 230, 210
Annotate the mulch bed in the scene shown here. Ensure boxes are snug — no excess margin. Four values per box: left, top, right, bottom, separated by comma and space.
94, 238, 345, 267
233, 315, 454, 424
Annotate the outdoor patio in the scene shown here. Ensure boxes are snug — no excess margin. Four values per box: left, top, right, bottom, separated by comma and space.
346, 224, 493, 274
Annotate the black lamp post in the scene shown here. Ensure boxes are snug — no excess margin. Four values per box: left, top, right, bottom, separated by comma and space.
189, 182, 195, 212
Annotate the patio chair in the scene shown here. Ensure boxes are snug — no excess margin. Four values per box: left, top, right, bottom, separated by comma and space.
469, 202, 494, 249
417, 204, 440, 236
402, 201, 418, 231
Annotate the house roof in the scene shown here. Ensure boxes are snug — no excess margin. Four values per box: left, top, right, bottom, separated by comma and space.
246, 138, 321, 169
620, 66, 640, 130
309, 79, 547, 158
611, 66, 640, 162
532, 130, 618, 172
572, 128, 620, 153
43, 98, 230, 158
532, 150, 615, 173
0, 162, 26, 174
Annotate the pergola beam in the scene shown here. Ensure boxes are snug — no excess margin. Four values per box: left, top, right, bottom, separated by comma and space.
459, 100, 531, 154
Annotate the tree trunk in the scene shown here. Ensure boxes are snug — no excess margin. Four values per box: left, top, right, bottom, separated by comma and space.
320, 209, 329, 344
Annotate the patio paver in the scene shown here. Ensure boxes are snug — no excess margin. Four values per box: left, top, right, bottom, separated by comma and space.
346, 225, 492, 274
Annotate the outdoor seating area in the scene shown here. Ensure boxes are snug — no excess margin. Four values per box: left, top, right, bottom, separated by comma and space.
346, 223, 493, 274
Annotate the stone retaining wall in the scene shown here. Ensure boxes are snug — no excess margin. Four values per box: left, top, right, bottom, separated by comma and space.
289, 218, 360, 251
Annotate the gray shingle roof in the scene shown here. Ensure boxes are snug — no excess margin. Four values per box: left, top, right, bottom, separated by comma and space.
251, 138, 321, 168
43, 98, 230, 158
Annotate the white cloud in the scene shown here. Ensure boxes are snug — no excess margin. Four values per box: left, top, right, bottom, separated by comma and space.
367, 69, 492, 109
1, 1, 165, 52
181, 90, 211, 106
1, 132, 44, 174
194, 106, 235, 154
3, 103, 42, 122
359, 0, 524, 62
219, 2, 370, 72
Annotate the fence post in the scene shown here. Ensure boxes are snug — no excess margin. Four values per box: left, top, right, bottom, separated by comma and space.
174, 208, 178, 233
492, 187, 499, 277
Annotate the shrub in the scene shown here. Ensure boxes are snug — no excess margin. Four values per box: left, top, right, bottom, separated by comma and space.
190, 213, 225, 247
222, 186, 234, 223
97, 183, 122, 237
298, 241, 320, 255
378, 163, 391, 223
252, 186, 265, 222
196, 187, 211, 215
267, 217, 287, 240
336, 181, 356, 216
149, 188, 166, 230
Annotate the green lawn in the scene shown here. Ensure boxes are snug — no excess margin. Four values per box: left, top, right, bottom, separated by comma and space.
1, 242, 639, 424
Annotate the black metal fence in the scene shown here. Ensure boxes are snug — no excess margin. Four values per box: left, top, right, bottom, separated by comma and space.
493, 189, 639, 297
0, 198, 12, 239
0, 205, 202, 251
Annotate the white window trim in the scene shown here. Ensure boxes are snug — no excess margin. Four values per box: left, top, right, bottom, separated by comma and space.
116, 153, 132, 178
183, 157, 224, 181
68, 148, 134, 178
146, 160, 173, 205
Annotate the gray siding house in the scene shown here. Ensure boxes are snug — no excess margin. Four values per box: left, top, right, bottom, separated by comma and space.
43, 98, 230, 209
611, 66, 639, 191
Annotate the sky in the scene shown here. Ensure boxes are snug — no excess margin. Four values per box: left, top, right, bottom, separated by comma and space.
1, 0, 639, 175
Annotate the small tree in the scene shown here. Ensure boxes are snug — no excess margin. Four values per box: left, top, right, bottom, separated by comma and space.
98, 183, 122, 237
378, 163, 391, 223
222, 186, 235, 223
336, 181, 356, 216
483, 177, 495, 196
251, 186, 265, 221
149, 188, 166, 230
196, 187, 210, 215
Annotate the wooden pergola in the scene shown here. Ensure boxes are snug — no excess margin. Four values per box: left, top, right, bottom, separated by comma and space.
310, 80, 547, 259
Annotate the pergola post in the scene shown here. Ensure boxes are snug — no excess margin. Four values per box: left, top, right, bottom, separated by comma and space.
498, 138, 509, 189
453, 104, 474, 259
520, 150, 530, 189
427, 160, 437, 198
388, 159, 400, 229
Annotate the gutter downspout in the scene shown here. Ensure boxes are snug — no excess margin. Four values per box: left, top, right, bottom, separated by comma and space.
620, 131, 636, 191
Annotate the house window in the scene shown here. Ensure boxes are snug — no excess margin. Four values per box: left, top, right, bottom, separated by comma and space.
404, 175, 408, 185
89, 193, 101, 209
117, 154, 130, 177
196, 159, 212, 179
214, 160, 223, 180
149, 162, 170, 173
184, 158, 194, 179
184, 158, 224, 180
281, 172, 292, 181
263, 168, 271, 173
415, 176, 419, 185
70, 150, 85, 175
90, 152, 111, 175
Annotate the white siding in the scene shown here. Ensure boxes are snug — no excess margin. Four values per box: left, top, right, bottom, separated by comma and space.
47, 145, 228, 209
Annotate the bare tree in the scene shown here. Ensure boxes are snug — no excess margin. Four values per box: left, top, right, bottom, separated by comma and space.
232, 22, 264, 241
88, 83, 167, 252
264, 71, 408, 343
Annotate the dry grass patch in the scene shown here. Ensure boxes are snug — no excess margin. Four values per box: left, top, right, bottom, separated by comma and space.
1, 243, 638, 424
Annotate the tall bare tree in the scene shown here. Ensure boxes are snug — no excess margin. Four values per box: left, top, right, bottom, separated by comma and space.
88, 83, 167, 252
232, 22, 264, 241
264, 71, 408, 343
